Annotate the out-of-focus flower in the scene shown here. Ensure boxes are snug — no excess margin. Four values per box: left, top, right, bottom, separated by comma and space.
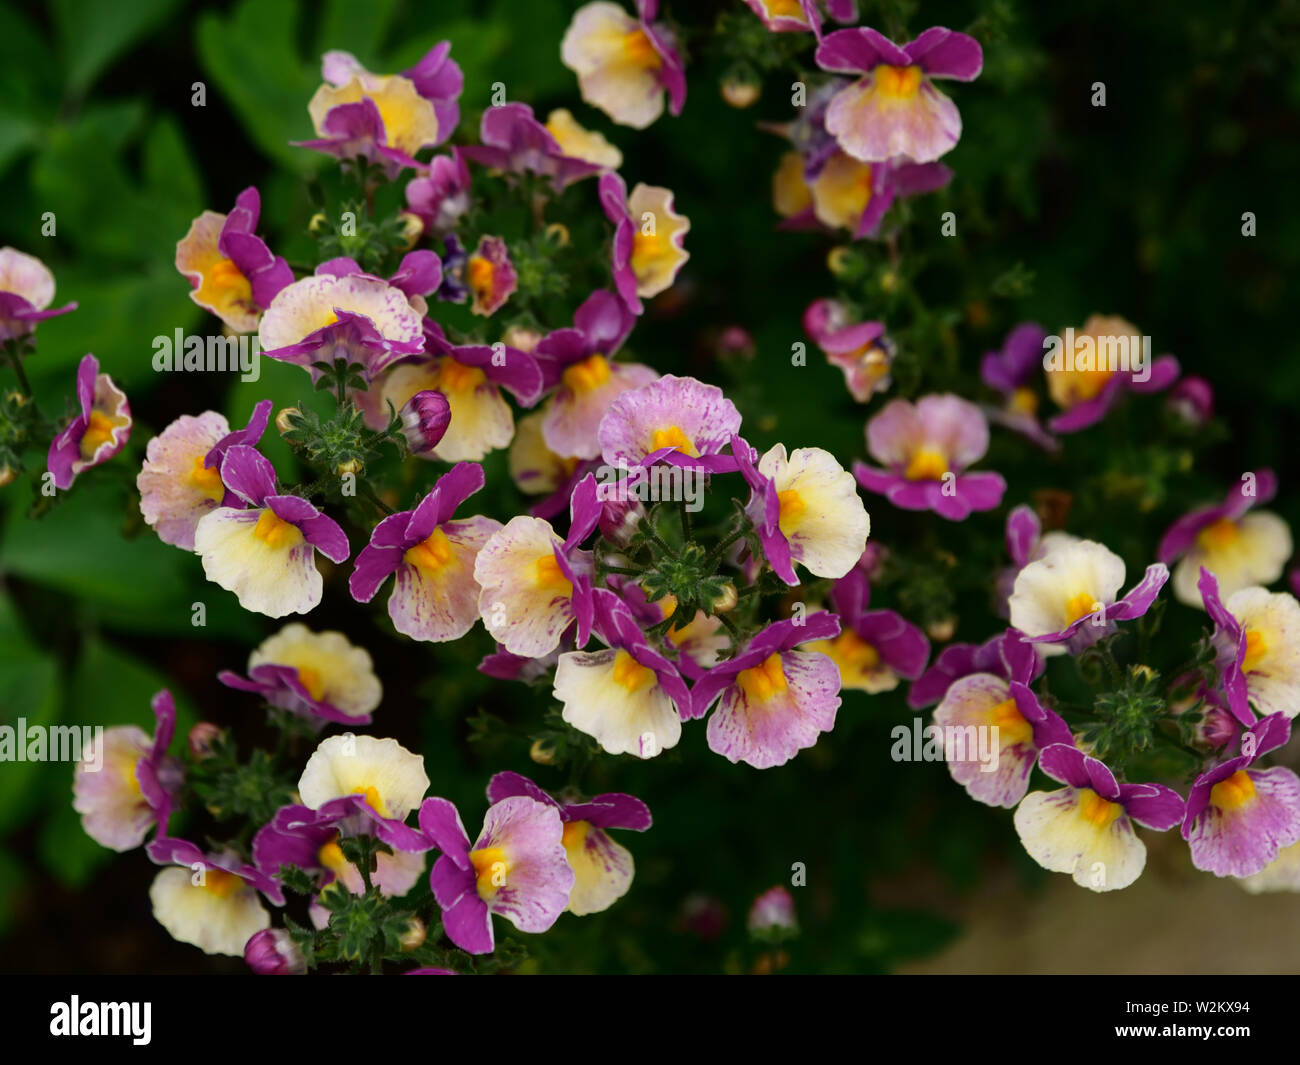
1166, 374, 1214, 428
1158, 470, 1290, 608
743, 0, 821, 36
561, 1, 686, 130
803, 299, 893, 402
747, 885, 798, 940
979, 322, 1059, 453
0, 247, 76, 340
47, 353, 131, 490
853, 394, 1005, 520
465, 235, 517, 316
218, 624, 381, 727
802, 570, 928, 693
544, 108, 623, 168
599, 173, 690, 314
908, 628, 1044, 709
404, 150, 472, 238
461, 103, 604, 189
814, 26, 983, 163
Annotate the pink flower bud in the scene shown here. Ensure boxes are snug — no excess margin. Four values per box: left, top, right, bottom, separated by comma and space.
244, 928, 307, 975
400, 390, 452, 456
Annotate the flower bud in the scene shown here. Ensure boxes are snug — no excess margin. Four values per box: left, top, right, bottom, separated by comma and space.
717, 326, 755, 362
0, 465, 18, 488
244, 928, 307, 975
336, 458, 363, 477
188, 722, 224, 760
529, 738, 557, 765
746, 885, 798, 942
396, 211, 424, 251
502, 325, 543, 355
400, 917, 427, 951
925, 616, 957, 642
827, 246, 855, 276
1166, 375, 1214, 428
543, 222, 570, 248
307, 212, 328, 236
599, 494, 647, 549
400, 390, 452, 457
711, 582, 738, 614
276, 407, 301, 437
721, 78, 761, 109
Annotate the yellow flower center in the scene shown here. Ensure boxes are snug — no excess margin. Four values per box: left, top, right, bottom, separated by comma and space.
1241, 629, 1268, 674
79, 409, 126, 460
188, 454, 225, 502
470, 846, 510, 898
765, 0, 808, 18
612, 649, 656, 692
1009, 387, 1039, 415
1210, 769, 1256, 810
827, 631, 881, 676
438, 358, 487, 393
873, 64, 923, 98
1064, 592, 1100, 625
533, 551, 574, 595
1197, 518, 1240, 553
622, 28, 662, 70
252, 508, 303, 550
209, 257, 251, 300
738, 652, 789, 702
318, 839, 350, 876
777, 488, 806, 529
561, 819, 591, 854
904, 447, 948, 481
648, 424, 698, 457
404, 527, 457, 576
1078, 788, 1122, 828
351, 784, 387, 817
989, 697, 1034, 747
467, 256, 495, 300
201, 868, 244, 898
561, 353, 612, 394
295, 665, 326, 702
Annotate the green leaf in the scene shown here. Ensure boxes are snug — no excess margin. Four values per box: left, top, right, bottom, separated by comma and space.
52, 0, 185, 97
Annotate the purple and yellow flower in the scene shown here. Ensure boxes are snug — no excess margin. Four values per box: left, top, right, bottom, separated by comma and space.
735, 436, 871, 586
46, 353, 131, 490
1014, 744, 1184, 892
137, 400, 272, 550
175, 187, 292, 333
598, 374, 741, 472
350, 462, 502, 643
366, 326, 542, 462
744, 0, 821, 35
404, 150, 472, 238
690, 614, 843, 769
73, 690, 181, 852
1182, 713, 1300, 878
475, 475, 601, 656
487, 771, 651, 915
853, 393, 1005, 520
599, 173, 690, 314
561, 1, 686, 130
257, 270, 425, 383
553, 588, 691, 758
1158, 470, 1291, 608
979, 322, 1059, 453
419, 794, 574, 954
509, 411, 586, 497
296, 734, 431, 852
908, 628, 1044, 709
1199, 568, 1300, 723
1238, 840, 1300, 893
542, 108, 623, 168
462, 103, 604, 189
146, 837, 283, 956
0, 247, 76, 340
935, 676, 1071, 809
193, 445, 349, 618
1007, 537, 1168, 654
218, 623, 381, 727
814, 26, 982, 163
802, 570, 928, 693
534, 288, 657, 459
464, 235, 517, 317
802, 299, 893, 402
301, 45, 461, 175
1044, 314, 1180, 433
994, 504, 1078, 617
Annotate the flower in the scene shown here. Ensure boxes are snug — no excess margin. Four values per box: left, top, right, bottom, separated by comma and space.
137, 400, 272, 550
1166, 374, 1214, 428
300, 44, 461, 175
599, 173, 690, 313
1199, 568, 1300, 723
747, 885, 798, 939
994, 504, 1078, 617
1044, 315, 1180, 433
418, 794, 574, 954
808, 153, 952, 238
1182, 713, 1300, 878
475, 475, 601, 656
465, 235, 517, 316
398, 389, 452, 456
487, 771, 651, 915
73, 690, 181, 851
244, 928, 307, 975
0, 247, 76, 340
193, 445, 350, 618
218, 623, 382, 727
743, 0, 821, 35
1007, 538, 1168, 654
907, 628, 1044, 709
404, 150, 472, 238
146, 837, 284, 955
801, 570, 928, 693
814, 26, 983, 163
509, 411, 585, 496
802, 299, 893, 402
534, 289, 657, 459
175, 187, 292, 333
979, 322, 1059, 453
46, 353, 131, 490
461, 103, 604, 188
561, 1, 686, 130
350, 462, 502, 642
543, 108, 623, 168
853, 394, 1006, 520
690, 614, 844, 769
598, 374, 741, 472
553, 588, 691, 758
935, 677, 1071, 808
257, 270, 425, 383
296, 734, 431, 851
1013, 744, 1184, 891
1238, 840, 1300, 894
735, 437, 871, 586
1158, 470, 1291, 608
